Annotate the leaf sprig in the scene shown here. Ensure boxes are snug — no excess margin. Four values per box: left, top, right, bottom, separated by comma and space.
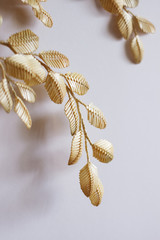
0, 29, 113, 206
21, 0, 53, 28
99, 0, 155, 63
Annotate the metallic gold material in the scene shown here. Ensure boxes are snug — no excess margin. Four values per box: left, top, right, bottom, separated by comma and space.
68, 130, 83, 165
87, 103, 107, 129
92, 140, 114, 163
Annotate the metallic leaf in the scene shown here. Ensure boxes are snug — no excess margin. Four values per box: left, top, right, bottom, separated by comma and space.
45, 72, 66, 104
16, 82, 36, 103
117, 11, 133, 39
99, 0, 123, 14
7, 29, 39, 54
39, 50, 69, 69
65, 72, 89, 95
68, 130, 83, 165
92, 139, 114, 163
131, 35, 144, 63
5, 54, 46, 86
123, 0, 139, 8
64, 96, 79, 136
14, 96, 32, 129
89, 179, 104, 206
0, 78, 13, 113
86, 103, 106, 129
136, 17, 155, 34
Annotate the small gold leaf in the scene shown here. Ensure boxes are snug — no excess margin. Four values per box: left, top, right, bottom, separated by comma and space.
64, 96, 79, 136
99, 0, 123, 14
0, 78, 13, 113
89, 179, 104, 206
45, 72, 66, 104
14, 96, 32, 129
65, 72, 89, 95
7, 29, 39, 54
21, 0, 40, 10
131, 35, 144, 63
123, 0, 139, 8
16, 82, 36, 103
5, 54, 46, 86
92, 139, 114, 163
32, 4, 53, 28
0, 16, 3, 26
117, 11, 133, 39
136, 17, 155, 34
39, 51, 70, 69
87, 103, 106, 129
68, 130, 83, 165
79, 162, 99, 197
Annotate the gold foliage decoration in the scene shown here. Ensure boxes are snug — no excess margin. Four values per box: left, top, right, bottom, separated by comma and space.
0, 29, 113, 206
68, 130, 83, 165
0, 78, 13, 113
39, 51, 70, 69
92, 139, 114, 163
64, 96, 79, 136
21, 0, 53, 28
7, 29, 39, 54
99, 0, 155, 63
64, 72, 89, 96
45, 72, 66, 104
87, 103, 107, 129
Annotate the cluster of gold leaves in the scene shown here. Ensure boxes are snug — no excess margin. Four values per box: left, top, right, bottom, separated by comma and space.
99, 0, 155, 63
0, 29, 113, 206
21, 0, 53, 27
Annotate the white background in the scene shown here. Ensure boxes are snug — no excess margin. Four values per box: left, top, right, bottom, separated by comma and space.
0, 0, 160, 239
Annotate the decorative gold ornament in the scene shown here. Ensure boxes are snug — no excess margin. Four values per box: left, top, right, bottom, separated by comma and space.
21, 0, 53, 27
0, 29, 113, 206
99, 0, 155, 63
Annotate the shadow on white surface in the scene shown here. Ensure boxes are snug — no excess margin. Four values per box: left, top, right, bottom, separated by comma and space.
0, 0, 34, 26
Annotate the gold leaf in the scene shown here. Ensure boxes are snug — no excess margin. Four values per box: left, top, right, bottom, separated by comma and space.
117, 11, 133, 39
5, 54, 46, 86
39, 50, 70, 69
21, 0, 40, 10
123, 0, 139, 8
99, 0, 123, 14
89, 179, 104, 206
16, 82, 36, 103
64, 96, 79, 136
86, 103, 106, 129
32, 4, 53, 28
92, 139, 114, 163
45, 72, 66, 104
65, 72, 89, 95
14, 96, 32, 129
136, 17, 155, 34
0, 78, 13, 113
131, 35, 144, 63
79, 162, 99, 197
68, 130, 83, 165
7, 29, 39, 54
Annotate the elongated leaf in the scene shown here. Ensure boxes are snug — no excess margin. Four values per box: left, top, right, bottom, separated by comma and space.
79, 162, 99, 197
7, 29, 39, 54
123, 0, 139, 8
117, 11, 133, 39
99, 0, 123, 14
92, 139, 114, 163
131, 35, 144, 63
14, 96, 32, 129
32, 4, 53, 28
21, 0, 40, 10
16, 82, 36, 103
65, 72, 89, 95
136, 17, 155, 34
39, 51, 70, 69
86, 103, 106, 129
68, 130, 83, 165
64, 96, 79, 136
89, 179, 104, 206
45, 72, 66, 104
0, 78, 13, 113
5, 54, 46, 86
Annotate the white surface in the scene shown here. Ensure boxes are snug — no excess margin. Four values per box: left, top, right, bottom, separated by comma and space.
0, 0, 160, 239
